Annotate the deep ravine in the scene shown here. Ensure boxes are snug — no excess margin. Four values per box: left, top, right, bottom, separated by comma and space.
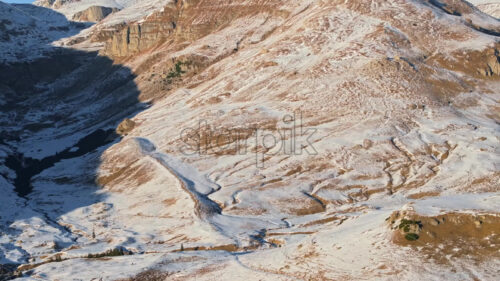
4, 129, 119, 198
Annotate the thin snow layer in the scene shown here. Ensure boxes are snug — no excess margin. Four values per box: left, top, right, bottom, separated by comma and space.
0, 0, 171, 63
463, 1, 500, 18
471, 0, 500, 18
411, 193, 500, 215
0, 176, 27, 264
34, 0, 172, 24
99, 0, 173, 26
469, 0, 500, 3
0, 2, 86, 63
0, 175, 74, 265
1, 0, 500, 280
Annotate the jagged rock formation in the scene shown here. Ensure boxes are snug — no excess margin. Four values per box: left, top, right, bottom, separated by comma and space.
72, 6, 119, 22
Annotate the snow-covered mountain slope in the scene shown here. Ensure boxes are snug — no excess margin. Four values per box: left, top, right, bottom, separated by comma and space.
0, 2, 87, 63
29, 0, 173, 51
34, 0, 172, 24
469, 0, 500, 18
1, 0, 500, 280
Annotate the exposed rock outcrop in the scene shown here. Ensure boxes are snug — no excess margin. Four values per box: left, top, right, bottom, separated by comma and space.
72, 6, 120, 22
426, 45, 500, 78
426, 0, 500, 36
90, 23, 127, 43
35, 0, 67, 9
102, 0, 288, 58
116, 118, 136, 136
485, 49, 500, 76
388, 210, 500, 263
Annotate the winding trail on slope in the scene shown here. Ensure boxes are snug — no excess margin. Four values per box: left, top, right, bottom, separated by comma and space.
135, 138, 222, 219
134, 137, 287, 245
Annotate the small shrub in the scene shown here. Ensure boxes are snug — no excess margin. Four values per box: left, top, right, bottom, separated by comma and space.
86, 248, 130, 258
117, 270, 171, 281
167, 61, 186, 79
398, 219, 422, 230
405, 233, 420, 241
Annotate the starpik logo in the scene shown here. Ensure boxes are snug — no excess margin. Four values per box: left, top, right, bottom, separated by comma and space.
179, 111, 318, 168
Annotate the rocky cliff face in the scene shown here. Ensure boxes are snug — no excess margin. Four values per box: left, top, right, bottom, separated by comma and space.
72, 6, 120, 22
102, 0, 289, 58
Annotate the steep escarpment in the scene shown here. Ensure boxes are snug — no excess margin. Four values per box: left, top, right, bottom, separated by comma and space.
102, 0, 290, 58
72, 6, 120, 22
